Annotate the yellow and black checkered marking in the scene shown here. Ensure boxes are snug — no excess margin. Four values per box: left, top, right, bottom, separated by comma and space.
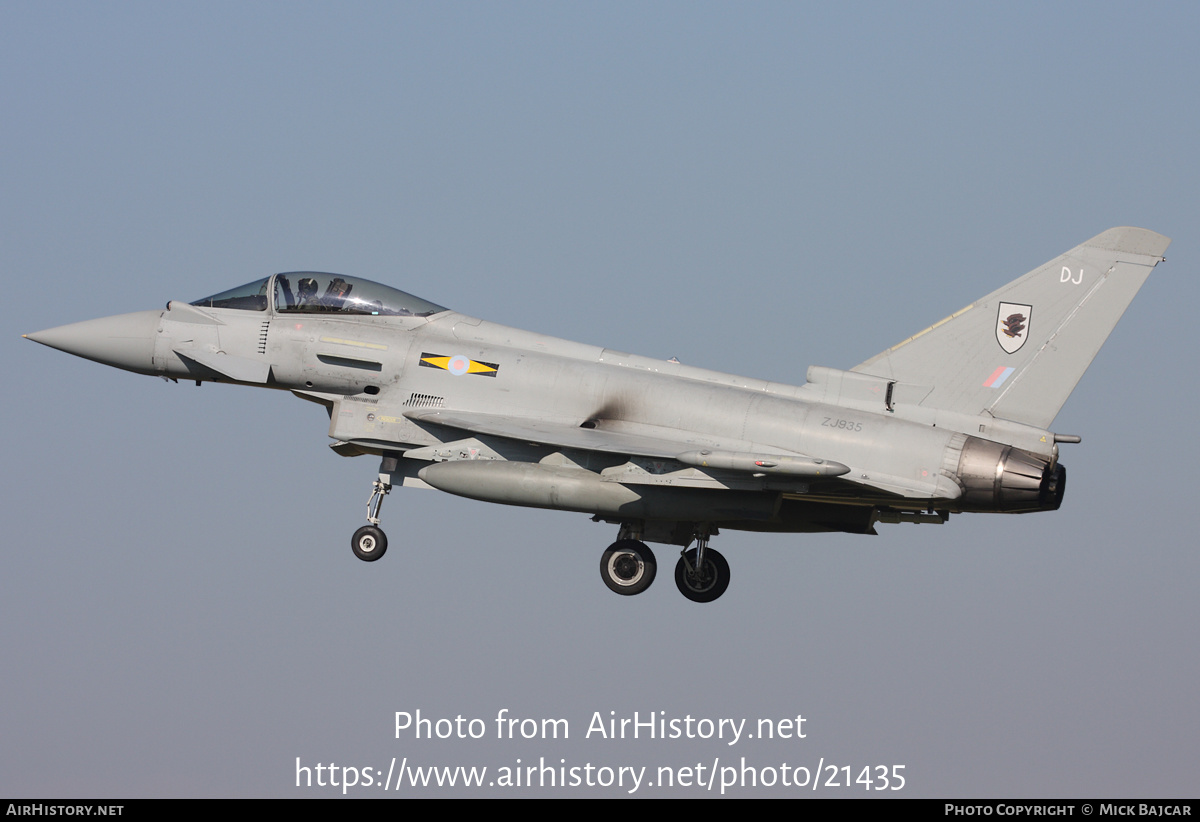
419, 353, 499, 377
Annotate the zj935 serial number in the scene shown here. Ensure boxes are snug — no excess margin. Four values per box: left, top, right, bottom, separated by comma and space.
821, 417, 864, 432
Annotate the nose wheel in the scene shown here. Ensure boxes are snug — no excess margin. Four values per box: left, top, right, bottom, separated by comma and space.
352, 525, 388, 561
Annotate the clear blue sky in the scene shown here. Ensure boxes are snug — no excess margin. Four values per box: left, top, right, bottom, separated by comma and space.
4, 1, 1197, 796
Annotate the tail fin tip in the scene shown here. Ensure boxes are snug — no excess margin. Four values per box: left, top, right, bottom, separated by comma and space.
1084, 226, 1170, 259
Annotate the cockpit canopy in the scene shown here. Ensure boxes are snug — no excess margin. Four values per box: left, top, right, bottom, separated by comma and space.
190, 273, 448, 317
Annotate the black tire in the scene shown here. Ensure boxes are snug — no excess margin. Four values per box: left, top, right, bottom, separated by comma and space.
351, 525, 388, 562
599, 539, 657, 596
675, 547, 730, 602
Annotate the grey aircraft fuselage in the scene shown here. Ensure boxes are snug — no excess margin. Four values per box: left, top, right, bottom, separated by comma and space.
25, 227, 1171, 602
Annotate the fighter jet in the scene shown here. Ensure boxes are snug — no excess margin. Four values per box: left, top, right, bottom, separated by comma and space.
25, 227, 1169, 602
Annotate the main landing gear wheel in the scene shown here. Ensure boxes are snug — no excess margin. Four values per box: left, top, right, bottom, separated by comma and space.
600, 539, 657, 596
675, 546, 730, 603
352, 525, 388, 562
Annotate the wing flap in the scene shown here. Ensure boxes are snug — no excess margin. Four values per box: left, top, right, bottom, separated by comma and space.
837, 471, 962, 501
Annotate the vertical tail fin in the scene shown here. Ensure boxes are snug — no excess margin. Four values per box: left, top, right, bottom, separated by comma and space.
853, 227, 1170, 428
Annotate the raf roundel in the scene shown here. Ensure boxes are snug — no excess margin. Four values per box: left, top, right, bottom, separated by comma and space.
418, 352, 500, 377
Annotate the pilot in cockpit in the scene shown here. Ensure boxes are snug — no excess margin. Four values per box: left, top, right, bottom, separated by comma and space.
297, 277, 320, 308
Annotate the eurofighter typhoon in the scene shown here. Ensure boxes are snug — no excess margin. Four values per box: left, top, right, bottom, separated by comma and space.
25, 228, 1169, 602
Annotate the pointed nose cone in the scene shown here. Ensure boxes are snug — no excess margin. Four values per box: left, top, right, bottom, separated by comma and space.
25, 310, 162, 375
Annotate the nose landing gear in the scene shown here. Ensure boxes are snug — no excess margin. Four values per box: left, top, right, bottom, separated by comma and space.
352, 470, 392, 562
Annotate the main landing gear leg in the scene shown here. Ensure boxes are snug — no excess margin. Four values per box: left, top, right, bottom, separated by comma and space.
675, 526, 730, 603
352, 456, 398, 562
